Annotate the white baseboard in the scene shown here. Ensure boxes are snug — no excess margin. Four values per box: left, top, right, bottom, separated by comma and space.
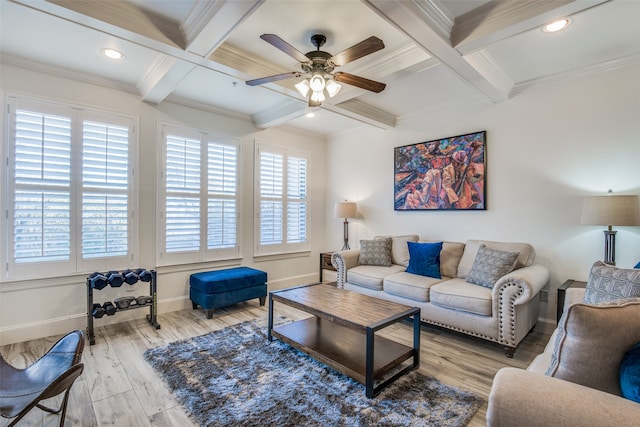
0, 274, 318, 345
535, 316, 557, 335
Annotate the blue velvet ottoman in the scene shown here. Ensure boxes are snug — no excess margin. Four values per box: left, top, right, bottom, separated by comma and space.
190, 267, 267, 319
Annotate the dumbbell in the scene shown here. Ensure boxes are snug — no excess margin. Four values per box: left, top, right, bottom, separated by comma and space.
103, 301, 117, 316
122, 269, 139, 285
114, 296, 135, 310
136, 295, 152, 306
135, 269, 152, 282
88, 272, 108, 290
107, 271, 124, 287
91, 303, 106, 318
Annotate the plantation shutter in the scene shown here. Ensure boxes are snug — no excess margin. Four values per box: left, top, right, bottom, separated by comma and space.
82, 120, 129, 258
207, 142, 237, 249
255, 142, 309, 256
13, 109, 72, 263
287, 156, 307, 243
259, 151, 283, 246
165, 134, 201, 253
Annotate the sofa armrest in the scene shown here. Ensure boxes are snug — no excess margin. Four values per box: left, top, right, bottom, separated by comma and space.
331, 250, 360, 289
493, 264, 550, 304
488, 368, 640, 427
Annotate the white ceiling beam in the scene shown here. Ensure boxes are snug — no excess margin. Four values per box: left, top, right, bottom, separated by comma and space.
325, 100, 396, 130
15, 0, 266, 104
252, 100, 309, 129
136, 56, 195, 104
182, 0, 264, 57
140, 0, 264, 104
365, 0, 509, 102
453, 0, 611, 55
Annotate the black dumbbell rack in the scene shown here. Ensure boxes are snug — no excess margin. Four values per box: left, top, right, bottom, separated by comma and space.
86, 269, 161, 345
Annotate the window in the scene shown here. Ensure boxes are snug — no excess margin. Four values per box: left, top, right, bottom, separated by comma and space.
4, 97, 136, 280
158, 125, 239, 265
255, 141, 309, 256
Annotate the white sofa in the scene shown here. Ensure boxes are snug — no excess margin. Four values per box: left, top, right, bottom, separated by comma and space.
331, 236, 550, 356
487, 285, 640, 426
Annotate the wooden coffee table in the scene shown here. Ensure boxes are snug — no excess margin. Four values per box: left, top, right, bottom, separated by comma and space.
268, 283, 420, 398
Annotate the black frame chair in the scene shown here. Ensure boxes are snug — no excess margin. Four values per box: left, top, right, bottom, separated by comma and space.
0, 330, 85, 426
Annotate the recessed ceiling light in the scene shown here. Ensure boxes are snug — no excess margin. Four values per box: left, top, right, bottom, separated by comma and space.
101, 48, 124, 60
543, 18, 570, 33
305, 112, 316, 118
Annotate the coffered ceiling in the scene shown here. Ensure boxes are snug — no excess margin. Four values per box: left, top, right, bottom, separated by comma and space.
1, 0, 639, 136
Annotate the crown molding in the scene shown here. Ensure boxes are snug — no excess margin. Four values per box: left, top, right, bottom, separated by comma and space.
452, 0, 609, 54
511, 52, 640, 95
1, 54, 138, 94
409, 0, 455, 40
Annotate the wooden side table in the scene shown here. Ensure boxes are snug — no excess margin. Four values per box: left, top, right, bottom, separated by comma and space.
557, 279, 587, 322
319, 252, 336, 282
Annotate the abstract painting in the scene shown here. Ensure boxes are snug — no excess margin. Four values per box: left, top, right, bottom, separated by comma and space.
394, 131, 486, 210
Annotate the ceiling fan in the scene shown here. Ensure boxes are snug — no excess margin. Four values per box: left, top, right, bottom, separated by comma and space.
246, 33, 386, 107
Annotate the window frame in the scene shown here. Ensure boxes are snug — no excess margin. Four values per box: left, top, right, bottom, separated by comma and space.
3, 96, 138, 281
254, 140, 310, 257
156, 123, 241, 267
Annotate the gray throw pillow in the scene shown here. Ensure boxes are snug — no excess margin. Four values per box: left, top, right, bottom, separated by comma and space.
584, 261, 640, 304
465, 244, 519, 288
359, 238, 392, 266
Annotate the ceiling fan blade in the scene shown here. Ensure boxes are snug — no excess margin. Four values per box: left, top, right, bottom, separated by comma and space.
329, 36, 385, 67
246, 72, 301, 86
334, 72, 386, 93
260, 34, 310, 64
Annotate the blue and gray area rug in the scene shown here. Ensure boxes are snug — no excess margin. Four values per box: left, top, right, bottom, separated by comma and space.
144, 319, 482, 426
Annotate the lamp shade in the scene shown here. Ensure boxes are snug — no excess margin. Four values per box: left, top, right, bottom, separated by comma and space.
334, 202, 357, 219
581, 195, 640, 226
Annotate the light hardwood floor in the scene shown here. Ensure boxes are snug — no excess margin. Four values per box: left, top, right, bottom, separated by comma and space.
0, 300, 549, 426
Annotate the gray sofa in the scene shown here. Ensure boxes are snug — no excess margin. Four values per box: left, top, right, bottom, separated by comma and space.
331, 236, 550, 356
487, 286, 640, 426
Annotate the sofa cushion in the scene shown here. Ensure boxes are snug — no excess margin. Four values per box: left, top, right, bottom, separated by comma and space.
545, 297, 640, 396
620, 342, 640, 403
465, 244, 519, 288
422, 240, 465, 278
347, 264, 405, 291
383, 271, 444, 302
429, 278, 493, 316
584, 261, 640, 304
375, 235, 419, 267
457, 240, 535, 279
406, 241, 442, 279
359, 238, 392, 266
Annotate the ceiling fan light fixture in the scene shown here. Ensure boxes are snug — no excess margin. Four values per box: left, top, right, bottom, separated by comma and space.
325, 79, 341, 98
295, 79, 310, 97
310, 90, 325, 103
309, 74, 326, 92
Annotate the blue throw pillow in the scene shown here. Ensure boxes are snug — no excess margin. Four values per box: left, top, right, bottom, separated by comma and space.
406, 241, 442, 279
635, 261, 640, 269
620, 342, 640, 403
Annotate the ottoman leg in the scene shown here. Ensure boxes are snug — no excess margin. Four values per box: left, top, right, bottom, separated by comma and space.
205, 309, 214, 319
259, 296, 266, 306
192, 302, 198, 310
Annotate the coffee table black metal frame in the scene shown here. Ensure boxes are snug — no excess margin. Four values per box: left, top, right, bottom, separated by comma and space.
268, 283, 420, 398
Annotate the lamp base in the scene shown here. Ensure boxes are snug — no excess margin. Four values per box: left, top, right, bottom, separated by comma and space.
603, 229, 616, 265
342, 219, 350, 250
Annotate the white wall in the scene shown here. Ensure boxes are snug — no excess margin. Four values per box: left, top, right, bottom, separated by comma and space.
0, 64, 327, 344
325, 63, 640, 327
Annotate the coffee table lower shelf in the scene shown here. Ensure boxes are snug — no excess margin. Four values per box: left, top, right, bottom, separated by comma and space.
271, 317, 416, 396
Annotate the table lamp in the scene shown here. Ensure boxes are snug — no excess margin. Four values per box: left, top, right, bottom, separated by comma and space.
580, 190, 640, 265
334, 201, 357, 250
